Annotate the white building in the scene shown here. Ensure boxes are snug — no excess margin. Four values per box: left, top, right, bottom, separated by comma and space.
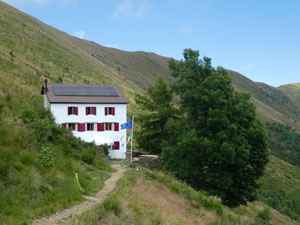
41, 80, 129, 159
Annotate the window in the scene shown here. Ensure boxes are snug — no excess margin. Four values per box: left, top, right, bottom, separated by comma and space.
78, 123, 85, 132
68, 107, 78, 115
97, 123, 104, 131
86, 107, 96, 115
105, 107, 115, 116
68, 123, 76, 131
112, 141, 120, 150
87, 123, 94, 131
105, 122, 113, 131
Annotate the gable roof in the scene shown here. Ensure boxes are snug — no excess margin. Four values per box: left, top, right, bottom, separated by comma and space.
41, 84, 129, 104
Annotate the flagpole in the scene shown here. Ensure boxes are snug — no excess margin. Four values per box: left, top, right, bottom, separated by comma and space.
130, 115, 134, 165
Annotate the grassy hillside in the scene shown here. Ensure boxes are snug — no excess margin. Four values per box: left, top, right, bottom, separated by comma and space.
279, 83, 300, 107
0, 1, 173, 113
1, 1, 300, 223
1, 1, 299, 129
72, 166, 299, 225
0, 101, 113, 225
258, 156, 300, 221
229, 71, 300, 131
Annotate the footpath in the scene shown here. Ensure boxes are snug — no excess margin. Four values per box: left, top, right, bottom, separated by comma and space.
31, 164, 125, 225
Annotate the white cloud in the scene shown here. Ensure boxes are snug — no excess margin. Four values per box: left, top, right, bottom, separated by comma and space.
75, 30, 85, 39
105, 43, 120, 49
113, 0, 151, 19
178, 22, 192, 34
240, 64, 254, 71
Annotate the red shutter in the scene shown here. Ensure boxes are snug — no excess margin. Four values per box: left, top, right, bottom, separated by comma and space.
113, 141, 120, 150
86, 107, 88, 115
112, 107, 115, 115
75, 107, 78, 115
97, 123, 104, 131
61, 123, 66, 129
78, 123, 85, 132
105, 107, 107, 115
93, 107, 96, 115
68, 107, 71, 115
114, 122, 119, 131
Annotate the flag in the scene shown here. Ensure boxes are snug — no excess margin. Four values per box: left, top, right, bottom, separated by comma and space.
121, 120, 133, 129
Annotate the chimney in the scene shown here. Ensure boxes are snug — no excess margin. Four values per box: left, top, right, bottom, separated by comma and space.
45, 79, 48, 92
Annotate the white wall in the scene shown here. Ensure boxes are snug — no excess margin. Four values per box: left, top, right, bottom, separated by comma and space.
50, 103, 127, 159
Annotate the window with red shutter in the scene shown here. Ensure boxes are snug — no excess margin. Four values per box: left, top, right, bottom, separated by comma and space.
105, 107, 115, 116
113, 141, 120, 150
68, 107, 78, 115
78, 123, 85, 132
114, 122, 119, 131
104, 123, 113, 131
86, 107, 96, 115
61, 123, 66, 129
97, 123, 104, 131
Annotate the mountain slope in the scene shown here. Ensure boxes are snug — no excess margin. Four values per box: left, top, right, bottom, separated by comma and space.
229, 71, 300, 131
1, 1, 300, 223
279, 83, 300, 107
0, 1, 299, 131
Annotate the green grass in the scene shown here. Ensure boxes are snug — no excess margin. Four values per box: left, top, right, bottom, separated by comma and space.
72, 167, 299, 225
0, 104, 113, 225
1, 1, 300, 223
257, 156, 300, 221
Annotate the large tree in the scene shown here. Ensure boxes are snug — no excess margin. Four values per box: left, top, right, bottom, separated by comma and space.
135, 75, 179, 154
162, 49, 268, 207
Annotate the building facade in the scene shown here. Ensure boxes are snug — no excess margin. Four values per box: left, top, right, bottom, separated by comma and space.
41, 80, 129, 159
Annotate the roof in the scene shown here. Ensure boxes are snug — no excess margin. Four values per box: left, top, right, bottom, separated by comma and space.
41, 84, 129, 104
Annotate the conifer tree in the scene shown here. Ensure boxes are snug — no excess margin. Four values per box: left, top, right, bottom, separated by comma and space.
135, 75, 179, 154
162, 49, 268, 207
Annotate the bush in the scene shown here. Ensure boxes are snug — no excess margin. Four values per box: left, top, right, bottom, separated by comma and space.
38, 146, 56, 167
254, 207, 271, 225
81, 151, 96, 164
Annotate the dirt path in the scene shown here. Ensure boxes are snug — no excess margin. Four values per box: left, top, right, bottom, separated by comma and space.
31, 164, 125, 225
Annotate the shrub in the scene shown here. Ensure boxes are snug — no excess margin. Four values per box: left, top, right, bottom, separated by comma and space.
81, 151, 95, 164
38, 146, 56, 167
254, 207, 271, 225
103, 144, 109, 157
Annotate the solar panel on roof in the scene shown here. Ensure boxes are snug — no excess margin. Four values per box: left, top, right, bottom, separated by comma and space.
52, 85, 119, 97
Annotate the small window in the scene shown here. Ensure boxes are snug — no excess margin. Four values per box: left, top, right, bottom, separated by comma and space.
105, 107, 115, 116
105, 122, 113, 131
68, 107, 78, 115
68, 123, 76, 131
112, 141, 120, 150
87, 123, 94, 131
86, 107, 96, 115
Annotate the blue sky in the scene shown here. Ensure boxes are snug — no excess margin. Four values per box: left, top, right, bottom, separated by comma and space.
2, 0, 300, 87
